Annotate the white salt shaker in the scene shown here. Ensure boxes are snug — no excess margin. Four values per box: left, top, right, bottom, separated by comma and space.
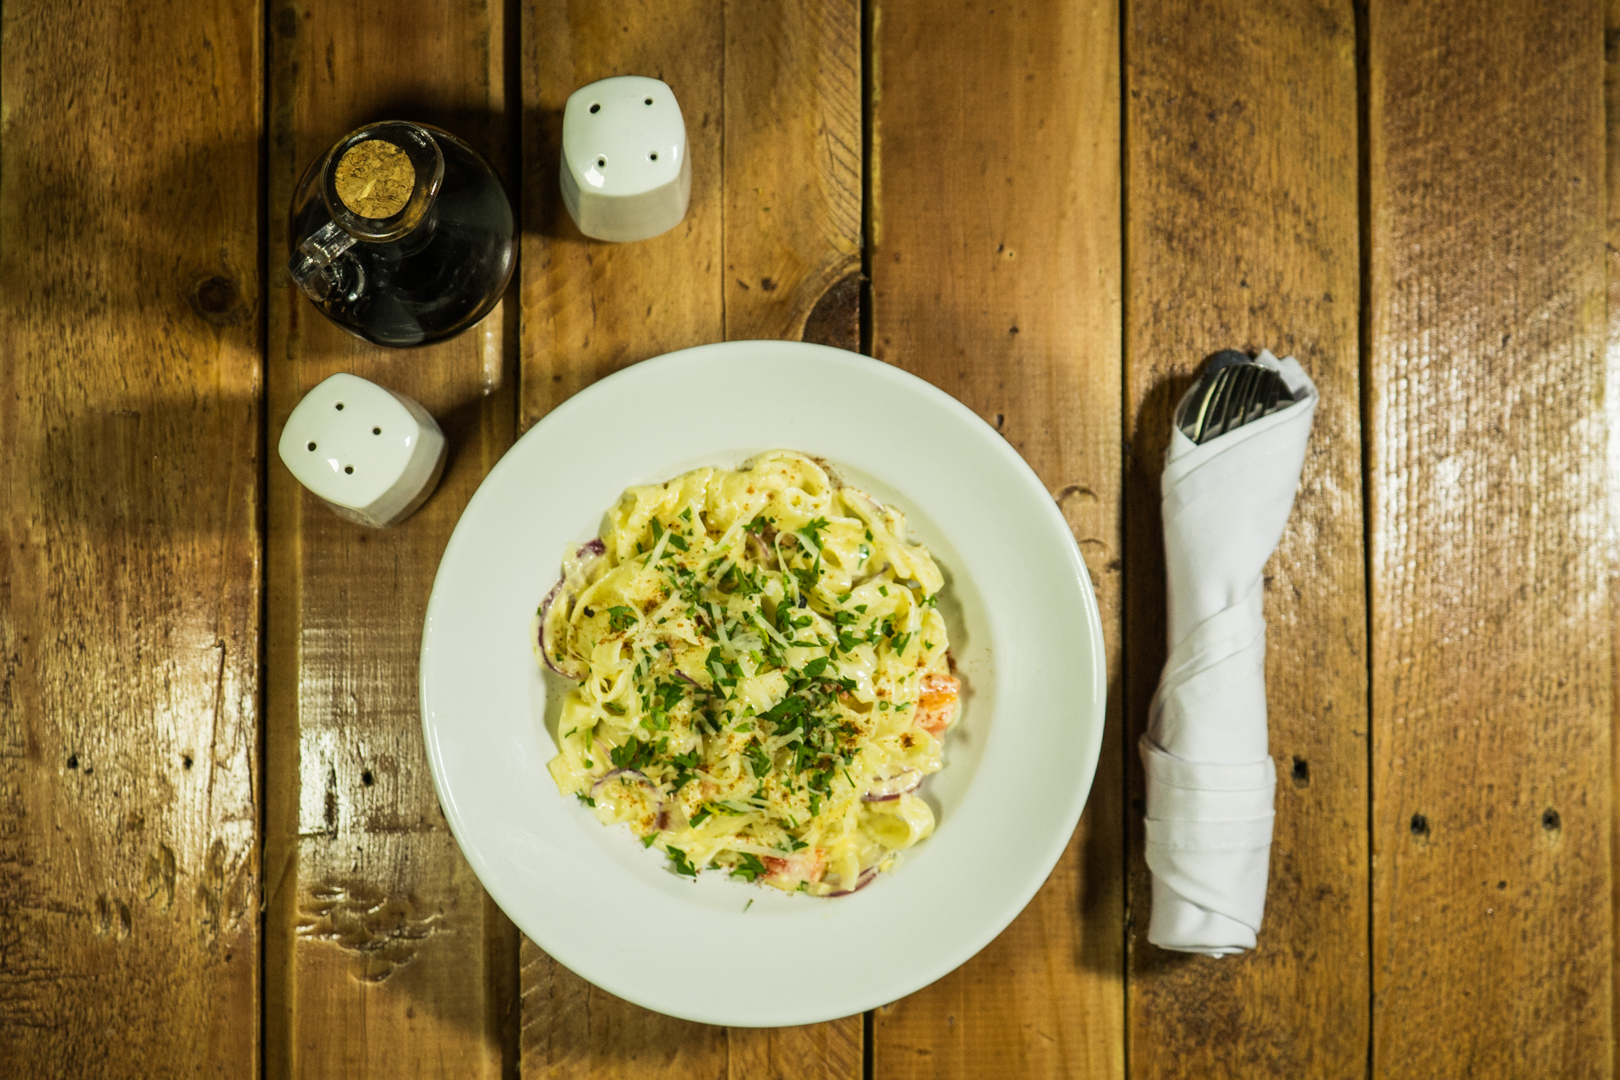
277, 372, 447, 527
560, 76, 691, 242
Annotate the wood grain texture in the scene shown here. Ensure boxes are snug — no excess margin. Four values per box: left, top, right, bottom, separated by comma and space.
727, 1018, 862, 1080
866, 0, 1124, 1077
1367, 1, 1613, 1076
517, 1, 862, 1075
1609, 0, 1620, 1068
262, 0, 519, 1076
1121, 1, 1370, 1076
723, 0, 863, 345
0, 0, 263, 1075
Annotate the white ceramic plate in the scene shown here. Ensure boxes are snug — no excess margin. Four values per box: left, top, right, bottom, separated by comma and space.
421, 341, 1106, 1027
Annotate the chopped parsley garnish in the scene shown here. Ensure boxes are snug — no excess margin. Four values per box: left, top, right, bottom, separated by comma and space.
670, 748, 701, 790
792, 557, 822, 592
798, 517, 831, 550
729, 853, 768, 882
667, 846, 698, 878
610, 736, 665, 771
606, 605, 638, 633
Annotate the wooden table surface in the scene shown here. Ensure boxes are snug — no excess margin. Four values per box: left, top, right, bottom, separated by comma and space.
2, 0, 1613, 1076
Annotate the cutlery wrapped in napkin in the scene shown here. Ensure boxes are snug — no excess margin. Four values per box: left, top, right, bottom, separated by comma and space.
1142, 348, 1317, 955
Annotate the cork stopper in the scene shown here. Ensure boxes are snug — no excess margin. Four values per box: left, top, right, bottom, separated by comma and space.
333, 140, 414, 218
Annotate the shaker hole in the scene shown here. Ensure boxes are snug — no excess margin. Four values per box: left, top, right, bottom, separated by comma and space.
335, 402, 345, 411
589, 103, 600, 113
597, 157, 606, 168
645, 97, 653, 105
372, 427, 381, 435
344, 466, 354, 475
649, 152, 658, 161
307, 441, 317, 451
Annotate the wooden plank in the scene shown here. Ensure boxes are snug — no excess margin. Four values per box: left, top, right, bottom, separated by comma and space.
866, 0, 1124, 1077
722, 0, 863, 348
1120, 1, 1370, 1075
1367, 1, 1612, 1075
1608, 0, 1620, 1063
517, 1, 862, 1075
262, 0, 519, 1076
0, 0, 263, 1074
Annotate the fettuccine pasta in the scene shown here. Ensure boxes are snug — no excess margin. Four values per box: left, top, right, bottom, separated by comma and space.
535, 451, 960, 895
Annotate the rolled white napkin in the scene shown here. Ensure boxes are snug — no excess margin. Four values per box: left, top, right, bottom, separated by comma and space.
1142, 349, 1317, 955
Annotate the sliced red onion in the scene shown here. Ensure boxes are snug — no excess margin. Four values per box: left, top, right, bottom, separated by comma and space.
852, 560, 890, 587
536, 581, 572, 676
827, 866, 879, 897
537, 540, 606, 678
843, 488, 887, 521
590, 767, 655, 798
590, 768, 665, 822
748, 533, 778, 568
861, 769, 921, 802
674, 669, 701, 688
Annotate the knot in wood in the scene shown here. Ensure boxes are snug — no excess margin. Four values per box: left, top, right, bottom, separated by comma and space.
193, 276, 238, 317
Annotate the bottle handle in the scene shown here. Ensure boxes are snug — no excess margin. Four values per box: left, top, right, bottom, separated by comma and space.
287, 221, 361, 302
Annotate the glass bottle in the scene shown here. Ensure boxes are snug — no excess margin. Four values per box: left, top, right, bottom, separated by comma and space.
288, 121, 514, 348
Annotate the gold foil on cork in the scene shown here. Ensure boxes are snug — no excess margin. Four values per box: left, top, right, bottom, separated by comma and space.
334, 141, 414, 218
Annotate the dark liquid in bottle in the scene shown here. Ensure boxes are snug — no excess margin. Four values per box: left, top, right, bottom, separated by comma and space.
291, 134, 514, 348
